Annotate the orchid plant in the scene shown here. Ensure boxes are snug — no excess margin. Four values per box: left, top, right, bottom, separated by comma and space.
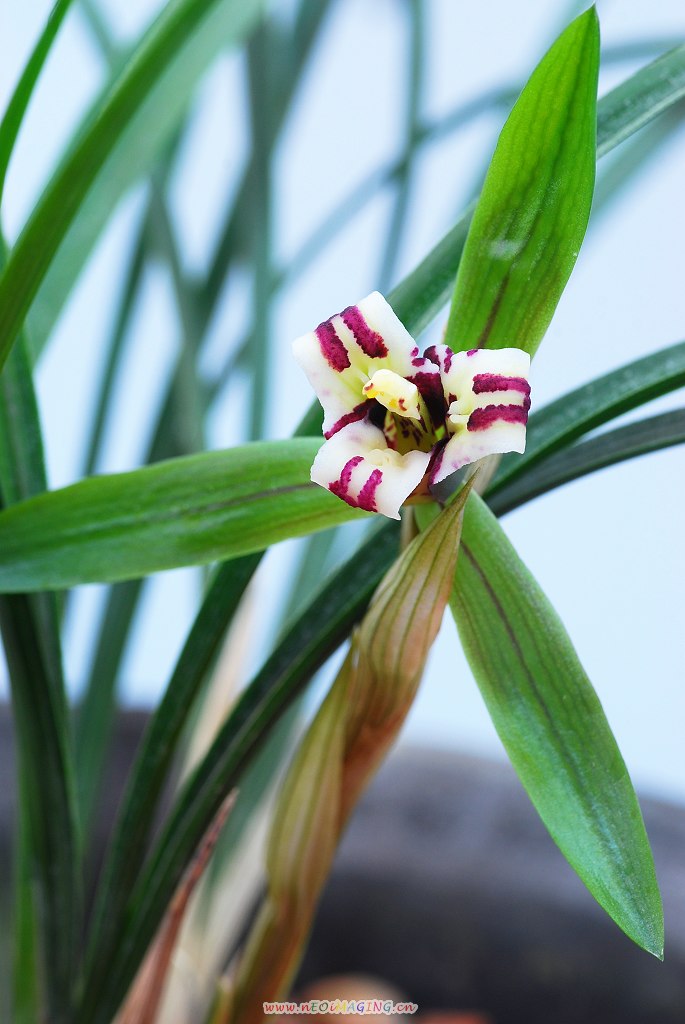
0, 2, 683, 1024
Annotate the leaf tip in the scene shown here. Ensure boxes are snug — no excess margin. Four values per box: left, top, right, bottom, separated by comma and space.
627, 902, 664, 961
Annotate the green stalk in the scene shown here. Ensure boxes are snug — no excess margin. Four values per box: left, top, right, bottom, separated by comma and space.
0, 234, 78, 1021
200, 0, 333, 313
0, 0, 77, 202
247, 22, 275, 441
377, 0, 425, 293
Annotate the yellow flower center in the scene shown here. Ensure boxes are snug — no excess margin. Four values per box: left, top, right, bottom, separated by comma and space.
362, 369, 421, 420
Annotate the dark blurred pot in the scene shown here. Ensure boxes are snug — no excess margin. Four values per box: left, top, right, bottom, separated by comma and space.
298, 748, 685, 1024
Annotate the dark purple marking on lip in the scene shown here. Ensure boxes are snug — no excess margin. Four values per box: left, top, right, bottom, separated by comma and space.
472, 373, 530, 396
467, 404, 528, 432
424, 345, 453, 375
324, 400, 372, 439
411, 346, 419, 358
356, 469, 383, 512
316, 319, 350, 372
407, 369, 446, 428
329, 455, 364, 502
427, 439, 447, 486
412, 357, 424, 367
467, 349, 478, 357
341, 305, 388, 359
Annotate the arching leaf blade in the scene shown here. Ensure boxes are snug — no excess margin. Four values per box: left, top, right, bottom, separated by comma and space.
0, 440, 367, 592
489, 408, 685, 516
451, 492, 663, 956
0, 0, 267, 367
445, 8, 600, 355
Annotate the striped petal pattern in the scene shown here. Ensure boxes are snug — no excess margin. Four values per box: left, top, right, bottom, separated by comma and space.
427, 346, 531, 485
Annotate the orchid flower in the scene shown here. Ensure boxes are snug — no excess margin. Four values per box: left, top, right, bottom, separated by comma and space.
293, 292, 530, 519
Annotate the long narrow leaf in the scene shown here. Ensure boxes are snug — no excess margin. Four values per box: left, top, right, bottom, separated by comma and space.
201, 0, 332, 313
246, 22, 276, 441
0, 596, 81, 1023
597, 42, 685, 156
0, 0, 267, 367
0, 238, 77, 1022
74, 579, 143, 828
12, 769, 40, 1024
418, 43, 685, 336
377, 0, 425, 294
445, 9, 599, 355
0, 0, 76, 201
75, 4, 332, 814
84, 553, 260, 1000
489, 408, 685, 516
0, 440, 371, 592
451, 493, 663, 955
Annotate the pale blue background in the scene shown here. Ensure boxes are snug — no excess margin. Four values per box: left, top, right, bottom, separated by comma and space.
0, 1, 683, 800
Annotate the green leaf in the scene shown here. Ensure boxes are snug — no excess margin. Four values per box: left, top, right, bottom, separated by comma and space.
246, 21, 277, 441
77, 522, 399, 1024
82, 552, 260, 1012
201, 0, 332, 313
451, 492, 663, 956
490, 339, 685, 494
12, 768, 41, 1024
74, 579, 144, 829
0, 239, 78, 1022
0, 440, 370, 592
592, 105, 685, 219
377, 0, 425, 294
0, 333, 47, 506
445, 8, 600, 355
597, 43, 685, 157
0, 0, 267, 368
0, 596, 81, 1022
489, 408, 685, 516
0, 0, 76, 202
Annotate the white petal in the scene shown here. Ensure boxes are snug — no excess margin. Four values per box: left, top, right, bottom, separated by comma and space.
353, 292, 417, 373
431, 347, 531, 485
311, 420, 431, 520
432, 418, 527, 485
292, 293, 420, 437
441, 347, 531, 411
292, 327, 368, 439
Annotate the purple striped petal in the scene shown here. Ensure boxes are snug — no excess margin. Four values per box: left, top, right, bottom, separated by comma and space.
311, 420, 431, 520
340, 305, 388, 358
293, 292, 419, 437
431, 347, 531, 485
